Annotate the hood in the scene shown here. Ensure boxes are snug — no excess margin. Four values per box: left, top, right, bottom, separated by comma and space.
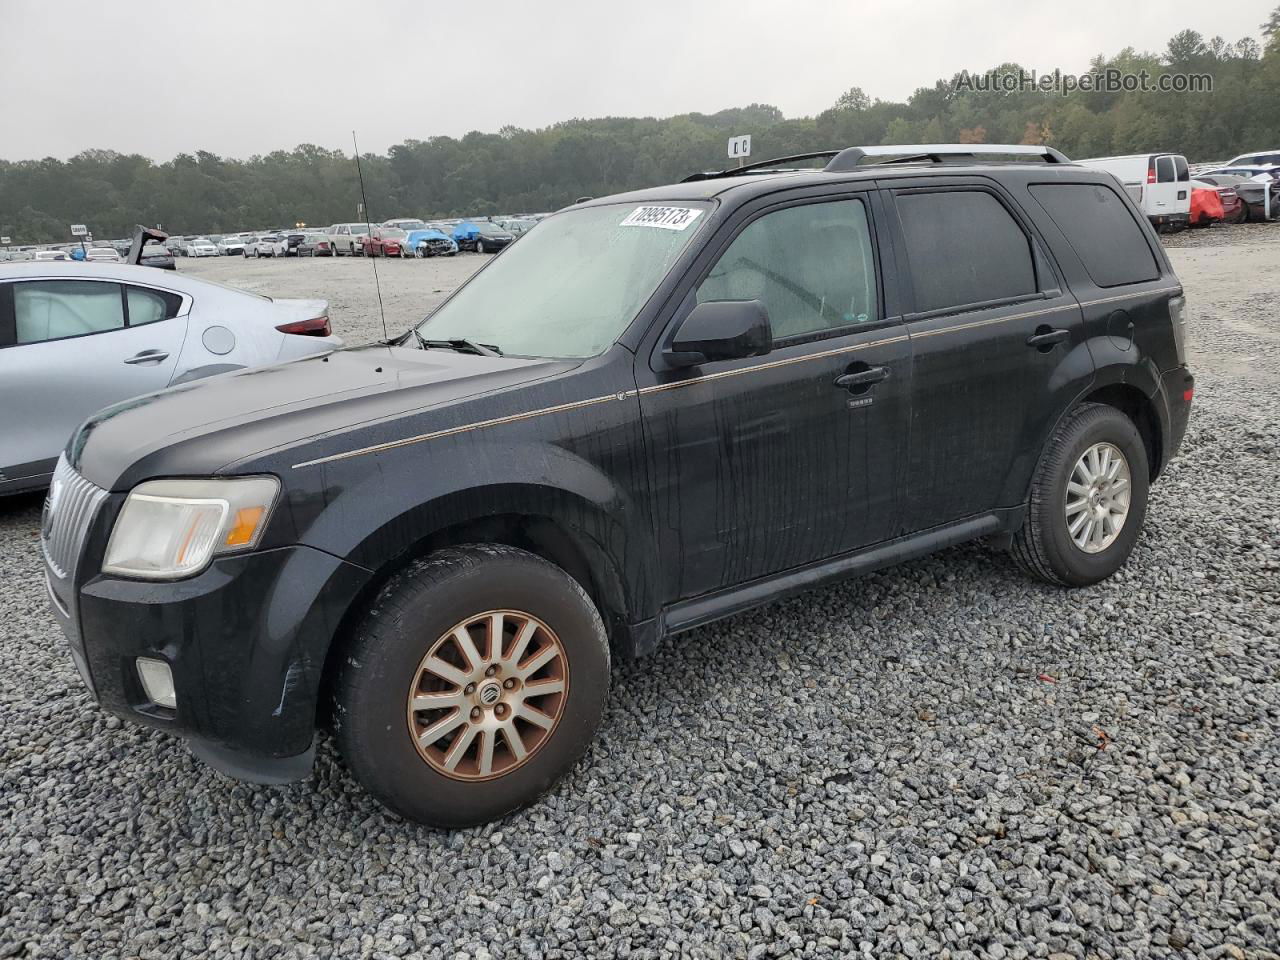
70, 344, 575, 490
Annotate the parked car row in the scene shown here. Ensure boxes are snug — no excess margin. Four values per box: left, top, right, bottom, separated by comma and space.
1079, 147, 1280, 230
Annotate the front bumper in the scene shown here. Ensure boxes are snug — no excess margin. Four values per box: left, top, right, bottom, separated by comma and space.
47, 531, 370, 782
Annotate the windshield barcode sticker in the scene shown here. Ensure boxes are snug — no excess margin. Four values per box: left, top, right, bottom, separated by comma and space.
620, 206, 703, 231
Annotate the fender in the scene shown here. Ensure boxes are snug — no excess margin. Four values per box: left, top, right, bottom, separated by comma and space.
291, 437, 660, 636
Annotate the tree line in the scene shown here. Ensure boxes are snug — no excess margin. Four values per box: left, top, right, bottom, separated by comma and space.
2, 15, 1278, 244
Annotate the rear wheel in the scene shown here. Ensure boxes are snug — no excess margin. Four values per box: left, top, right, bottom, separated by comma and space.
334, 545, 610, 827
1011, 403, 1149, 587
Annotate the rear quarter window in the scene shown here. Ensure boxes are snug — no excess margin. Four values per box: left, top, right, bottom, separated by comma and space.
1029, 183, 1160, 288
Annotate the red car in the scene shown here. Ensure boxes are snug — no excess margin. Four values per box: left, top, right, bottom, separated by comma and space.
1191, 177, 1246, 224
363, 227, 407, 257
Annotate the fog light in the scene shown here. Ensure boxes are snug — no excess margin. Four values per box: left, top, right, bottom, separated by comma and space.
136, 657, 177, 709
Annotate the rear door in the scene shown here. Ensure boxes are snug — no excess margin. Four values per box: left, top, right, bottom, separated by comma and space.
1149, 155, 1180, 219
636, 186, 912, 602
882, 177, 1093, 532
0, 278, 188, 478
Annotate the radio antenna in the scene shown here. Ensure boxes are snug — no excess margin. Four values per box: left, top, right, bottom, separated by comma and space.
352, 130, 389, 342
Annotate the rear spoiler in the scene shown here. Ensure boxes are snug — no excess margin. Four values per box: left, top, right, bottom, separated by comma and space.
126, 225, 169, 265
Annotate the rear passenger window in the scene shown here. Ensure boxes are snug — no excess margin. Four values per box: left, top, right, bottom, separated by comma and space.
125, 285, 183, 326
895, 190, 1037, 313
1174, 156, 1190, 182
1157, 157, 1176, 183
1030, 183, 1160, 288
697, 198, 878, 339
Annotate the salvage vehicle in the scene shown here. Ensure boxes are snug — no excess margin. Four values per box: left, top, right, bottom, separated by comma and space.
327, 223, 370, 256
249, 234, 289, 258
139, 243, 176, 271
297, 232, 335, 257
453, 220, 515, 253
217, 237, 247, 256
1189, 179, 1243, 225
362, 226, 407, 257
1225, 148, 1280, 167
1, 261, 339, 495
1077, 153, 1192, 229
85, 243, 121, 263
1199, 167, 1280, 221
183, 237, 219, 258
41, 144, 1193, 827
405, 228, 458, 258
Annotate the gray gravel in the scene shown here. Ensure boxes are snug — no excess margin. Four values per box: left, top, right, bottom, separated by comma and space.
2, 238, 1279, 960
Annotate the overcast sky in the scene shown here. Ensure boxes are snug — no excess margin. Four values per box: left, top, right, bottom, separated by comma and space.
0, 0, 1269, 161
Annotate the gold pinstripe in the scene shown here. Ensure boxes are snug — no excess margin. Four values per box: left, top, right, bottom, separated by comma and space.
291, 286, 1178, 469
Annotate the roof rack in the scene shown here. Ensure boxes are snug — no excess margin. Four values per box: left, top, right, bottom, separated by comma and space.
682, 143, 1072, 182
825, 143, 1072, 171
681, 151, 842, 182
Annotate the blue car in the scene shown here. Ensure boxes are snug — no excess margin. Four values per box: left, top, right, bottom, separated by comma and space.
451, 220, 516, 254
404, 228, 458, 258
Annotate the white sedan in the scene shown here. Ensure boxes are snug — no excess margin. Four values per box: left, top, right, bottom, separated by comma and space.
217, 236, 247, 256
184, 237, 219, 257
0, 261, 342, 495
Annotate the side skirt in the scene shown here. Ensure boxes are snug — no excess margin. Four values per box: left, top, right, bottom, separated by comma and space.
660, 507, 1025, 638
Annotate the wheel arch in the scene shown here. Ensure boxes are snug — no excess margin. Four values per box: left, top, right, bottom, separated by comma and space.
1078, 379, 1164, 481
313, 484, 650, 729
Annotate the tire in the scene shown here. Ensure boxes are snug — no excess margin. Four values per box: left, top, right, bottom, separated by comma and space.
476, 239, 486, 254
415, 245, 426, 258
1011, 403, 1150, 587
333, 544, 610, 827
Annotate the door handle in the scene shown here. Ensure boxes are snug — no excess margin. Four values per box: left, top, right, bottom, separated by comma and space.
124, 350, 169, 365
834, 366, 889, 390
1026, 328, 1070, 349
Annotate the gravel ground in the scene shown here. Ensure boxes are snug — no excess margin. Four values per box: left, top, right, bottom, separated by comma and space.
2, 236, 1278, 960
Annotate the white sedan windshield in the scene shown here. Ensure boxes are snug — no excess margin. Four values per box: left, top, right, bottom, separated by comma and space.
417, 201, 709, 358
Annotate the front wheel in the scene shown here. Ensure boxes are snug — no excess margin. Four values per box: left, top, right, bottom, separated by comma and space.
1011, 403, 1149, 587
333, 545, 610, 827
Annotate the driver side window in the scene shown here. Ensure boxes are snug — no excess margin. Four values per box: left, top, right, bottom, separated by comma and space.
696, 198, 878, 340
14, 280, 125, 344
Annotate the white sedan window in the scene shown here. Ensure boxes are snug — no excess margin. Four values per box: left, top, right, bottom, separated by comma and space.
15, 280, 124, 344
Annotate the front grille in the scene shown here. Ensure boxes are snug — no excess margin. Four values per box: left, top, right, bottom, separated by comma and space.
42, 455, 109, 581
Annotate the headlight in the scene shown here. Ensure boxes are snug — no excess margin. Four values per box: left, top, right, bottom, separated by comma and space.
103, 476, 280, 580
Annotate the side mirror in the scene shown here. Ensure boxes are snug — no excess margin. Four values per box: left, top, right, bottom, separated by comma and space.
665, 299, 773, 368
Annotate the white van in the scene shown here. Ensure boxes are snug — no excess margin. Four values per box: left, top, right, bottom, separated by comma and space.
1076, 153, 1191, 229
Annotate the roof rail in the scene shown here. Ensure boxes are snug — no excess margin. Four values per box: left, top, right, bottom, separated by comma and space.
825, 143, 1072, 171
681, 151, 842, 183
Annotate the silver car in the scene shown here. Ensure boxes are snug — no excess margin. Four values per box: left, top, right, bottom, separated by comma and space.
0, 262, 343, 495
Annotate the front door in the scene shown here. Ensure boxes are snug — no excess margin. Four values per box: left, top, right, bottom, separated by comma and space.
0, 278, 187, 481
636, 191, 911, 602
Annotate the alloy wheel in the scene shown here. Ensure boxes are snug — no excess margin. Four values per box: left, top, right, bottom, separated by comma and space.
406, 610, 568, 780
1065, 442, 1132, 554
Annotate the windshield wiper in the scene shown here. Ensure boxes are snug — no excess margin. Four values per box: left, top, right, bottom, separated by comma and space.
413, 329, 502, 357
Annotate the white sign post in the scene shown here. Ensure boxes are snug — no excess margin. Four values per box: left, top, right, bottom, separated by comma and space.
70, 224, 88, 237
727, 135, 752, 167
0, 236, 10, 245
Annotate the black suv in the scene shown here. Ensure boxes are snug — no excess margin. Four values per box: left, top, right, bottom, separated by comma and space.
42, 144, 1194, 826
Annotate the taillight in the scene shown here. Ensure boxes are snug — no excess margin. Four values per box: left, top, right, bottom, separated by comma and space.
1169, 294, 1187, 366
1147, 158, 1157, 184
276, 315, 331, 337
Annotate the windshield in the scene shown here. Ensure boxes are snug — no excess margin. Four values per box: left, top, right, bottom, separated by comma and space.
416, 201, 709, 358
478, 222, 508, 235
